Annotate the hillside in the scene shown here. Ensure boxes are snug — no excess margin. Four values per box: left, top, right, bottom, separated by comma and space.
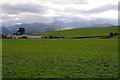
40, 26, 118, 37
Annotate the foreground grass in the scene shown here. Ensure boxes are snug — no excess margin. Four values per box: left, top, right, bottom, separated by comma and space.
2, 39, 118, 78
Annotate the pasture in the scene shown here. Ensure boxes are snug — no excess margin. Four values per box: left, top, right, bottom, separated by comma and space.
40, 26, 118, 38
2, 38, 118, 78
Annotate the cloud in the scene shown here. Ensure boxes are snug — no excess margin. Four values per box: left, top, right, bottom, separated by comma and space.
1, 13, 55, 26
81, 4, 117, 13
64, 4, 118, 14
1, 0, 119, 26
40, 0, 88, 4
2, 3, 48, 14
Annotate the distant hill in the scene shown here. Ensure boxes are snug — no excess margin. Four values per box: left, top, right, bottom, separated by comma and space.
0, 27, 11, 34
40, 26, 118, 37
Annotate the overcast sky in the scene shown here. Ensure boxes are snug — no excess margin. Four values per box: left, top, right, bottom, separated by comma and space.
1, 0, 119, 26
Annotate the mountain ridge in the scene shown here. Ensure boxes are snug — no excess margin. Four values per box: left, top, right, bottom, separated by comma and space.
1, 21, 115, 34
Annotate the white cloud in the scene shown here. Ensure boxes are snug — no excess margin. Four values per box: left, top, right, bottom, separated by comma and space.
90, 10, 118, 19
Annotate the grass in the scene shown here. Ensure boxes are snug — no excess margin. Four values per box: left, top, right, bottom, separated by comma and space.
40, 26, 118, 37
2, 38, 118, 78
2, 26, 119, 78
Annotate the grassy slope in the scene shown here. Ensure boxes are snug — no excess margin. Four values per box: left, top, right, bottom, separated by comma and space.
40, 26, 118, 37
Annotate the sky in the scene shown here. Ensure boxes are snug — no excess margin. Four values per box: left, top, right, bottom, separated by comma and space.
1, 0, 119, 26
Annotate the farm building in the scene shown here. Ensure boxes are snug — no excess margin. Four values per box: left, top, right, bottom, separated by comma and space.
7, 34, 13, 38
12, 35, 42, 39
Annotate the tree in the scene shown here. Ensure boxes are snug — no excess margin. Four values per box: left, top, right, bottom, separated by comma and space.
17, 27, 25, 35
109, 32, 113, 36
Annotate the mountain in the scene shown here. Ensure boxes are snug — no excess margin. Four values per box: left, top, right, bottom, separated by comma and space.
7, 23, 63, 34
0, 27, 11, 34
52, 21, 66, 27
1, 21, 114, 34
51, 21, 114, 28
0, 27, 1, 34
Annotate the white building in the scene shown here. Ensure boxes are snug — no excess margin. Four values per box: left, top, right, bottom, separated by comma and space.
12, 35, 42, 39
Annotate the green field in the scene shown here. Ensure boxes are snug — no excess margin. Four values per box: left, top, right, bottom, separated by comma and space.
2, 26, 119, 78
40, 26, 118, 37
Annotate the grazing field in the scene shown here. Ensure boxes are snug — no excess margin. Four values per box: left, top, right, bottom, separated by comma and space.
40, 26, 118, 37
2, 38, 118, 78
